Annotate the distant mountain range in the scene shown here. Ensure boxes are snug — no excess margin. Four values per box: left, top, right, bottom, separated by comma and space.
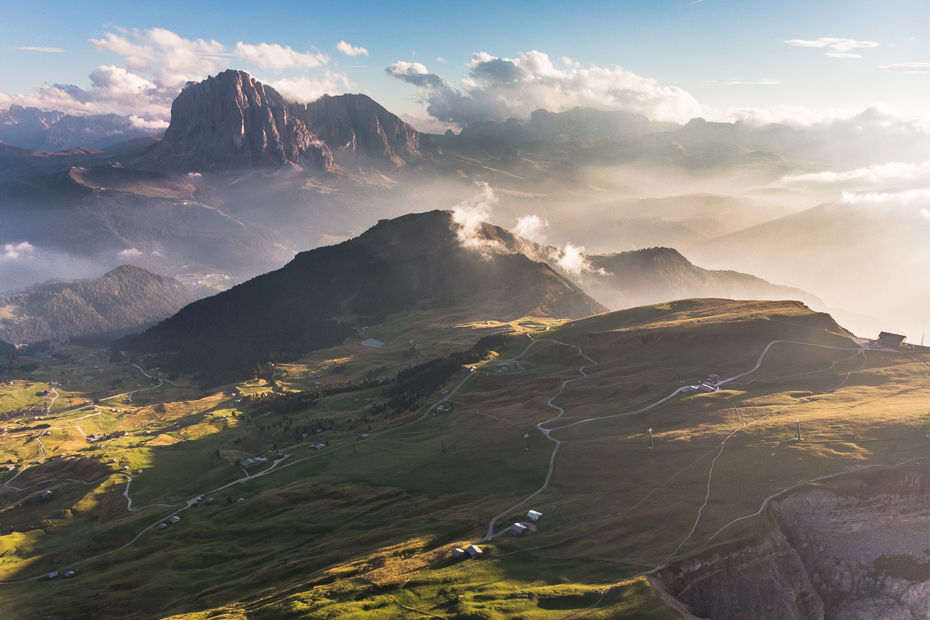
0, 104, 155, 152
0, 265, 196, 344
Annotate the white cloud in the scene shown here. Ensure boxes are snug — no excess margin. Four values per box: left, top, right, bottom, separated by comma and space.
881, 62, 930, 74
450, 182, 499, 249
513, 215, 549, 242
1, 28, 348, 124
552, 243, 604, 276
722, 78, 780, 85
785, 37, 879, 58
782, 160, 930, 186
117, 248, 144, 258
91, 28, 227, 88
233, 42, 328, 69
2, 242, 35, 260
387, 50, 703, 126
386, 61, 444, 87
14, 46, 64, 53
127, 115, 169, 131
266, 71, 352, 103
336, 40, 368, 57
840, 189, 930, 206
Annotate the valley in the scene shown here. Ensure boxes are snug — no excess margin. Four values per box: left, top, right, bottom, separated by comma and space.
0, 299, 925, 619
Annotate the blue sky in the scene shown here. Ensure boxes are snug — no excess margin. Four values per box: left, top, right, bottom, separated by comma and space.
1, 0, 927, 127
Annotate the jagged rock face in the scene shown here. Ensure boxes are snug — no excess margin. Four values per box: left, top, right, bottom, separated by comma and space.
658, 530, 825, 620
294, 94, 440, 167
772, 469, 930, 620
153, 70, 437, 171
657, 465, 930, 620
160, 70, 333, 171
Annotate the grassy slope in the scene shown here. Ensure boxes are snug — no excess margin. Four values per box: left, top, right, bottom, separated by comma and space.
0, 299, 925, 619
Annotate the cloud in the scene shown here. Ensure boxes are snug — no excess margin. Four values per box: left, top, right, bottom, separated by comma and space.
450, 182, 499, 249
117, 248, 144, 258
725, 103, 930, 129
386, 61, 444, 87
513, 215, 549, 242
387, 50, 703, 126
127, 115, 169, 131
266, 71, 352, 103
2, 242, 35, 260
839, 189, 930, 206
881, 62, 930, 74
1, 27, 348, 124
721, 78, 780, 85
552, 243, 605, 276
91, 28, 227, 88
14, 46, 64, 53
233, 42, 328, 69
785, 37, 879, 58
336, 40, 368, 57
782, 160, 930, 186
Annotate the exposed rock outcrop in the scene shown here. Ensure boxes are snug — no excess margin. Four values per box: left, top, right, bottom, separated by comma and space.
656, 464, 929, 620
773, 468, 930, 620
295, 93, 440, 167
144, 70, 438, 172
658, 530, 825, 620
151, 70, 333, 171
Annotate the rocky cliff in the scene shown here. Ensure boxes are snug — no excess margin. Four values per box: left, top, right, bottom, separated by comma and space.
145, 70, 437, 172
151, 70, 332, 171
295, 93, 440, 167
657, 463, 929, 620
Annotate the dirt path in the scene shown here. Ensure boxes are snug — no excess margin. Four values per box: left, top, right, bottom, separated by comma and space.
481, 337, 597, 541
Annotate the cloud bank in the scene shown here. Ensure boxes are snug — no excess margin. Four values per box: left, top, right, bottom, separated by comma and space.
0, 28, 351, 122
785, 37, 879, 58
387, 50, 703, 126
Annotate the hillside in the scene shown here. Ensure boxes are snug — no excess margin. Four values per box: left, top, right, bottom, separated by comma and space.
582, 247, 823, 310
0, 298, 924, 619
117, 210, 605, 385
0, 265, 197, 344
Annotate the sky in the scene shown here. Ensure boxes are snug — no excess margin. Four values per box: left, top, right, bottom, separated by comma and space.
0, 0, 927, 129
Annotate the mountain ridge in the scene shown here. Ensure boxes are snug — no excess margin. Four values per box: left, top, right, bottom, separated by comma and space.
0, 265, 197, 344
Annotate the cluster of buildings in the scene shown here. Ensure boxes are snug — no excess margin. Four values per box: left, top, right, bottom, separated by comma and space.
682, 374, 721, 394
240, 456, 269, 469
451, 510, 543, 560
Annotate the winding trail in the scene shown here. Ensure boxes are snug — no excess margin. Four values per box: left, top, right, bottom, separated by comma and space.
481, 338, 596, 541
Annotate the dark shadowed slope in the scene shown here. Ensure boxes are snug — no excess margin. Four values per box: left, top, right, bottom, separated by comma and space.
118, 210, 605, 385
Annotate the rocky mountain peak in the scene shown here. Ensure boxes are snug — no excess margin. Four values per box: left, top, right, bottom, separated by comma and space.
294, 93, 440, 167
154, 70, 332, 171
146, 70, 438, 172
